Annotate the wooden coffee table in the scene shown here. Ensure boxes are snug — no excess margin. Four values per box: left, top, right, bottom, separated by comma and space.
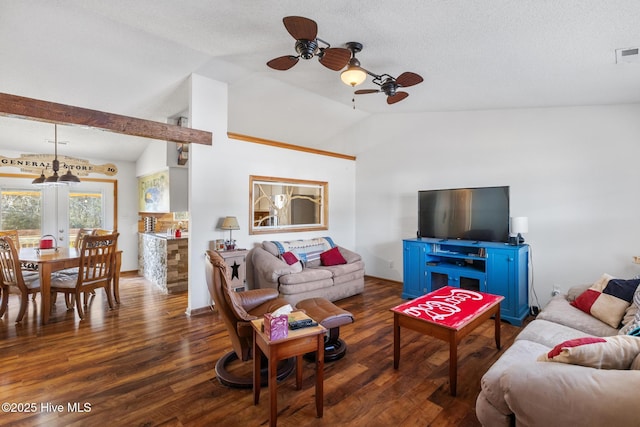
391, 286, 503, 396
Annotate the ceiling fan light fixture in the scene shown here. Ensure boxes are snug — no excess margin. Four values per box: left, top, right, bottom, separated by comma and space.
341, 61, 367, 87
341, 42, 368, 87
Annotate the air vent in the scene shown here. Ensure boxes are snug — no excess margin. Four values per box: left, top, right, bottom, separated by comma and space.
615, 47, 640, 64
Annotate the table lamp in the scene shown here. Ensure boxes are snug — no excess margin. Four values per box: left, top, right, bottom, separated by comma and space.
510, 217, 528, 245
221, 216, 240, 250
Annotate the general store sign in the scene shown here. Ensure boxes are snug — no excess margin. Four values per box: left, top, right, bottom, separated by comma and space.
0, 154, 117, 177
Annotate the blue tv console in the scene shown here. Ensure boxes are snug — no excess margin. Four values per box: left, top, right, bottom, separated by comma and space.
402, 238, 530, 326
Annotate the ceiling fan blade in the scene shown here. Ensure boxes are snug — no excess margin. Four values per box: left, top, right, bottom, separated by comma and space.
387, 92, 409, 104
354, 89, 379, 95
267, 55, 299, 70
395, 72, 423, 88
283, 16, 318, 41
318, 48, 351, 71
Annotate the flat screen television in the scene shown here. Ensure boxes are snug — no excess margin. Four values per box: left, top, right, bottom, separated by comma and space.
418, 186, 510, 243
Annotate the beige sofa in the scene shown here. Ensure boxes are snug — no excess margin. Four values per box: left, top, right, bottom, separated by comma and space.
246, 237, 365, 305
476, 282, 640, 427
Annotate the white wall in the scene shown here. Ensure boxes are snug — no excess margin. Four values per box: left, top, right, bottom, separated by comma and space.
112, 160, 139, 272
341, 104, 640, 307
136, 140, 168, 177
187, 74, 357, 312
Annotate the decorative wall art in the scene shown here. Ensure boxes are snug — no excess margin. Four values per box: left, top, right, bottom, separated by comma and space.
138, 170, 170, 212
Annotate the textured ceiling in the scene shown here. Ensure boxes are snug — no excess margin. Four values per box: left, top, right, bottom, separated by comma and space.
1, 1, 639, 159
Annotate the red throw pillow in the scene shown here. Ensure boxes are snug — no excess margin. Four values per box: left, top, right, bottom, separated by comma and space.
546, 337, 606, 359
320, 247, 347, 266
280, 251, 299, 265
570, 275, 640, 327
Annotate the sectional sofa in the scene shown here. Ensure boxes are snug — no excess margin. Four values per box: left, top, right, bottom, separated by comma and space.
476, 275, 640, 426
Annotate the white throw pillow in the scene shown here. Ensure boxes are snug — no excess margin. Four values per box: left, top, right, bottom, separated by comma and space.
538, 335, 640, 370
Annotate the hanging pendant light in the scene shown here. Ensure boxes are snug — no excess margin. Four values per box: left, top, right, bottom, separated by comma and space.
58, 168, 81, 184
32, 124, 80, 186
32, 170, 47, 185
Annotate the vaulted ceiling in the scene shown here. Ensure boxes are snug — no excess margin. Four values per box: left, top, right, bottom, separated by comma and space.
1, 1, 639, 159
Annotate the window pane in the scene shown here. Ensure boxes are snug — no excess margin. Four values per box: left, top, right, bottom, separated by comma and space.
69, 190, 103, 248
0, 188, 42, 248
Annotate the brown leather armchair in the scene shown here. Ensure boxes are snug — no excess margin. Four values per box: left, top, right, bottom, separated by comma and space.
205, 250, 294, 388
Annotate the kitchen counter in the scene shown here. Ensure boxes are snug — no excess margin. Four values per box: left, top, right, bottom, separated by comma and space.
146, 232, 189, 240
138, 232, 188, 294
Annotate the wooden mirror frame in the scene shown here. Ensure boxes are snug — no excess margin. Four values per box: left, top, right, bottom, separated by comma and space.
249, 175, 328, 235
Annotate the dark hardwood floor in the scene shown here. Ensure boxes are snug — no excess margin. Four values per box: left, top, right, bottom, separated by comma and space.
0, 275, 524, 426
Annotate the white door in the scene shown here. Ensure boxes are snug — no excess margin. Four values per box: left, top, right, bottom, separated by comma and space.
41, 184, 69, 247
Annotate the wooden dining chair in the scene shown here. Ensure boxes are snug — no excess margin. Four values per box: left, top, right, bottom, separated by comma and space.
90, 229, 122, 303
93, 229, 113, 236
0, 236, 41, 322
91, 229, 122, 303
50, 232, 119, 320
0, 229, 39, 282
57, 228, 96, 273
53, 228, 97, 308
0, 229, 21, 249
75, 228, 97, 249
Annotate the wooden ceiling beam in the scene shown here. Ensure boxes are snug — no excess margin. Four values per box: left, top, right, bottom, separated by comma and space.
0, 92, 212, 146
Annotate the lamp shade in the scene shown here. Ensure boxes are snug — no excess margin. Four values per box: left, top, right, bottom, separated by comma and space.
341, 43, 367, 87
58, 169, 81, 183
510, 217, 529, 234
44, 171, 61, 184
32, 171, 47, 185
341, 66, 367, 87
220, 216, 240, 230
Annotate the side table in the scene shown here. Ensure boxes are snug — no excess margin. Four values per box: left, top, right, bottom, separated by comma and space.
215, 249, 248, 292
251, 311, 326, 427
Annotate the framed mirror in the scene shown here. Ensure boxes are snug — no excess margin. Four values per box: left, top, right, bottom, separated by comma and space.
249, 175, 328, 234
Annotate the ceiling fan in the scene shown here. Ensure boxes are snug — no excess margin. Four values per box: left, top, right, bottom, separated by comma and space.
341, 42, 424, 105
354, 71, 424, 105
266, 16, 351, 71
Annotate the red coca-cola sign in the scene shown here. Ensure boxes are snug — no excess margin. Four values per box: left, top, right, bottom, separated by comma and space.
391, 286, 503, 329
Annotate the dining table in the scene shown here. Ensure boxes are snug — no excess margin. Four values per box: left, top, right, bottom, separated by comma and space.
19, 247, 80, 324
19, 247, 123, 324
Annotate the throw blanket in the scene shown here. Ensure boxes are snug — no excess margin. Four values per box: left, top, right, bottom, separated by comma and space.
271, 237, 336, 263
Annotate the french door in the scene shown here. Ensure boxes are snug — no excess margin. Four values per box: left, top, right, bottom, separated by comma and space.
0, 175, 115, 248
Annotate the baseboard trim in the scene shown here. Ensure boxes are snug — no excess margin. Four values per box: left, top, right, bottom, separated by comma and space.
120, 270, 139, 277
364, 275, 403, 286
185, 305, 215, 317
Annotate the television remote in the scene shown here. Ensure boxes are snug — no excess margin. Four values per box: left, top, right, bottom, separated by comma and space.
289, 319, 318, 329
